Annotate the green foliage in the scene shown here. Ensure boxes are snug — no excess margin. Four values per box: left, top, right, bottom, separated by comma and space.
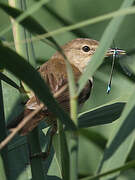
0, 0, 135, 179
0, 80, 8, 179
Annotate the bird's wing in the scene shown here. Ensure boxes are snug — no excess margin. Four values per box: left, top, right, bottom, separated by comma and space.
26, 58, 92, 112
26, 58, 72, 112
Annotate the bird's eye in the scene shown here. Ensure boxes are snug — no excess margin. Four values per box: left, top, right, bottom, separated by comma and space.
82, 46, 90, 52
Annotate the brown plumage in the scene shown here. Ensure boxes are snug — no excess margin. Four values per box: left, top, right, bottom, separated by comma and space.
7, 38, 114, 135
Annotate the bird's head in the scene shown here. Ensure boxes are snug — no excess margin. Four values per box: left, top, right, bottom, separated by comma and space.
52, 38, 125, 72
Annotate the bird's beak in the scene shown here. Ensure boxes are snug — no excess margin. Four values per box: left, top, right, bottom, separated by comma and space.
106, 48, 126, 57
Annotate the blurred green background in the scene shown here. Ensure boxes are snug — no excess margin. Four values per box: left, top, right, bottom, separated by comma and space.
1, 0, 135, 179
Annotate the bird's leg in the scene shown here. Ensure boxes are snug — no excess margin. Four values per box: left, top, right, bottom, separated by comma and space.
30, 122, 57, 160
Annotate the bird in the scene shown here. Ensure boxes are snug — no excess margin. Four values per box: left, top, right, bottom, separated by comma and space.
7, 38, 120, 136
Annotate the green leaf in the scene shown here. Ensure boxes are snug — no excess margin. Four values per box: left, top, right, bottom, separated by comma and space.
0, 80, 9, 179
0, 72, 20, 90
27, 128, 45, 180
0, 156, 7, 180
59, 130, 70, 180
42, 127, 62, 179
79, 129, 107, 150
97, 87, 135, 179
53, 122, 70, 180
0, 43, 76, 130
80, 159, 135, 180
78, 102, 125, 128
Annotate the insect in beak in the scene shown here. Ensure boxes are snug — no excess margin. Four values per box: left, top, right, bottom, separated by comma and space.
106, 48, 126, 94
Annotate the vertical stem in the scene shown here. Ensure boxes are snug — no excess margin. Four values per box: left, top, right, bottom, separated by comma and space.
57, 120, 70, 180
27, 128, 45, 180
0, 80, 9, 180
70, 97, 78, 126
70, 93, 78, 180
70, 131, 78, 180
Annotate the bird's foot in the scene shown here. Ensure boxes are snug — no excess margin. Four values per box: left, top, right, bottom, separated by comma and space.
30, 151, 50, 160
